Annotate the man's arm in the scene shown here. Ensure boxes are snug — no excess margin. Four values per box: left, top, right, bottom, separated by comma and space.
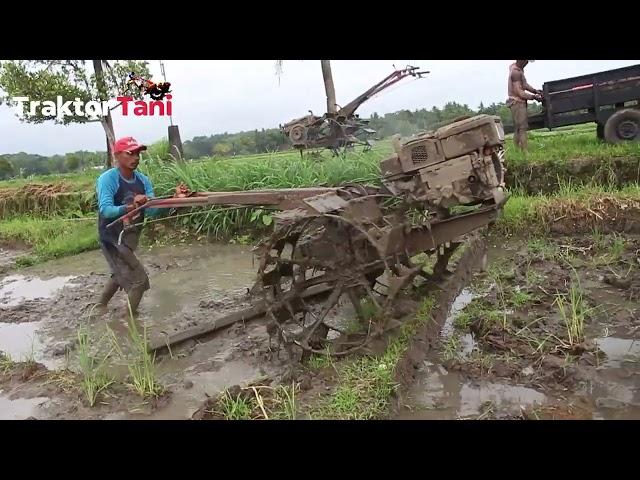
524, 79, 542, 95
511, 70, 541, 100
97, 172, 127, 219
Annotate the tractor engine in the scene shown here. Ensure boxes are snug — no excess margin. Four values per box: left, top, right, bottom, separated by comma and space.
380, 114, 506, 210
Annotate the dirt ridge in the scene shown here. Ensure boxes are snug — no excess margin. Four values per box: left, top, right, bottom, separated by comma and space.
390, 233, 489, 416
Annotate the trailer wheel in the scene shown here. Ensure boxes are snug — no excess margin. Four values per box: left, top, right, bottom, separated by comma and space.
604, 109, 640, 143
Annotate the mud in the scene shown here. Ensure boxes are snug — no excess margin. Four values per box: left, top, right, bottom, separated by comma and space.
0, 242, 291, 420
1, 274, 78, 307
0, 246, 28, 272
395, 232, 640, 420
0, 392, 49, 420
2, 226, 639, 420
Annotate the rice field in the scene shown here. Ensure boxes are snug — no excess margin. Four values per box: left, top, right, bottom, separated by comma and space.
1, 124, 639, 265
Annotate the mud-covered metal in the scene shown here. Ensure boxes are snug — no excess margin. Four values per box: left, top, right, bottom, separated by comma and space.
280, 66, 429, 155
130, 115, 508, 359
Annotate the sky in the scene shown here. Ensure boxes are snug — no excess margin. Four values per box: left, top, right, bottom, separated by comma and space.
1, 59, 639, 156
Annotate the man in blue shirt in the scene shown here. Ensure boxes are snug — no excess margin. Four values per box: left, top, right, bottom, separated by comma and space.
94, 136, 161, 317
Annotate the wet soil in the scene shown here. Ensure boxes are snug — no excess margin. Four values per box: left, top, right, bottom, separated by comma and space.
3, 228, 639, 420
0, 241, 30, 274
0, 243, 296, 419
395, 232, 640, 420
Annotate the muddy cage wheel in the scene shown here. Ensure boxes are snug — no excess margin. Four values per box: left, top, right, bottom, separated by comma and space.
255, 213, 393, 359
289, 124, 307, 143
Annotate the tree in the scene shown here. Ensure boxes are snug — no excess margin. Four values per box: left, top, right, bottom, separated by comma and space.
0, 157, 15, 180
64, 154, 81, 171
212, 142, 232, 157
440, 102, 474, 122
0, 60, 152, 169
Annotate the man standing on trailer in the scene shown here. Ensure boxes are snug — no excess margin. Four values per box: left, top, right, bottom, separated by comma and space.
507, 60, 543, 150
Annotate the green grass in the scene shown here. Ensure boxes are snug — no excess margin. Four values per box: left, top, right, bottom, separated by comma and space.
609, 236, 626, 260
218, 389, 254, 420
553, 266, 600, 348
505, 124, 640, 164
0, 351, 14, 375
527, 238, 563, 261
76, 327, 115, 407
497, 183, 640, 235
215, 383, 299, 420
510, 289, 535, 308
0, 171, 99, 190
554, 283, 588, 347
1, 129, 639, 257
307, 353, 333, 370
465, 351, 495, 375
441, 333, 461, 362
107, 304, 164, 399
0, 216, 98, 265
524, 264, 545, 286
307, 296, 436, 420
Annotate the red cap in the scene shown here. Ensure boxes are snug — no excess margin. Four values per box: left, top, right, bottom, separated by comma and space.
113, 136, 147, 154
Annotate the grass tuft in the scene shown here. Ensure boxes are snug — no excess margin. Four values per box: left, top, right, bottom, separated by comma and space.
76, 327, 115, 407
107, 303, 164, 399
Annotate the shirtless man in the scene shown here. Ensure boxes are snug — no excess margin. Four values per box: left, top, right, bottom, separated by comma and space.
507, 60, 543, 150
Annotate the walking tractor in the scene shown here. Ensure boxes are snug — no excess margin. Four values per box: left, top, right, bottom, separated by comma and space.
281, 65, 429, 155
110, 115, 509, 360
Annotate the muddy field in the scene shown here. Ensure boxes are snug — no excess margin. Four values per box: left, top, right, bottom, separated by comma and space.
0, 240, 397, 420
395, 232, 640, 420
0, 243, 295, 419
1, 229, 639, 420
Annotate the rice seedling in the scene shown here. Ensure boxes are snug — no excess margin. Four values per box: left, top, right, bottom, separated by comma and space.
0, 351, 14, 375
553, 273, 598, 347
441, 333, 461, 362
272, 383, 298, 420
510, 289, 535, 308
218, 389, 254, 420
76, 327, 115, 407
107, 302, 164, 399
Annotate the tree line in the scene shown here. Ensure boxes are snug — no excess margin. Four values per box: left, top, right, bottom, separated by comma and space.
184, 101, 541, 158
0, 100, 542, 180
0, 151, 105, 180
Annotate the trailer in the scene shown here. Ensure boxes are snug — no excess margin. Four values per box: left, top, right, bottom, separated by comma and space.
504, 64, 640, 143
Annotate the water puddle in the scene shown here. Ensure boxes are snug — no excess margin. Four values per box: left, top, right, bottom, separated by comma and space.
441, 288, 478, 358
441, 288, 475, 338
597, 337, 640, 367
397, 362, 546, 419
398, 287, 548, 419
0, 321, 63, 370
0, 275, 78, 308
0, 392, 49, 420
139, 244, 258, 318
139, 360, 261, 420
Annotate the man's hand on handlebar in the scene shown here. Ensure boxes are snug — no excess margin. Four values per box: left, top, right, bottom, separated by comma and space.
133, 194, 148, 207
175, 183, 191, 198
